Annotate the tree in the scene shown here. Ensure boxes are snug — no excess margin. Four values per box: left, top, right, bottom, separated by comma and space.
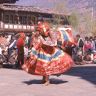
68, 12, 79, 29
80, 11, 96, 36
52, 0, 68, 27
91, 20, 96, 35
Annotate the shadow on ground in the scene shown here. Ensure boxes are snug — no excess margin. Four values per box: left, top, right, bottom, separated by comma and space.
23, 78, 68, 85
3, 63, 96, 85
64, 65, 96, 85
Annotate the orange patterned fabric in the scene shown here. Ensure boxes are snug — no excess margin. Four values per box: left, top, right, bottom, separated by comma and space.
22, 46, 74, 76
22, 28, 74, 76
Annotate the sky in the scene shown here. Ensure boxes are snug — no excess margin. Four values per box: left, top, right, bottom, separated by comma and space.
16, 0, 64, 9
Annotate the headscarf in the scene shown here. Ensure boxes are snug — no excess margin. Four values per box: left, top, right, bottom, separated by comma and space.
19, 32, 25, 39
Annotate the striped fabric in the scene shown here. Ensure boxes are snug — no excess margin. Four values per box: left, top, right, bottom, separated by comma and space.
23, 46, 74, 75
31, 47, 63, 63
22, 29, 74, 76
58, 27, 75, 44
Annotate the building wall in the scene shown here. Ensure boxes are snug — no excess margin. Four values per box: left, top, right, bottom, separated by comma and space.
0, 0, 18, 4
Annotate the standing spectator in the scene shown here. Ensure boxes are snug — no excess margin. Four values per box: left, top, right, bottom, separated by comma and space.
83, 36, 91, 53
89, 36, 95, 52
76, 34, 84, 55
72, 34, 84, 64
76, 34, 84, 50
16, 32, 25, 69
83, 37, 93, 62
93, 36, 96, 51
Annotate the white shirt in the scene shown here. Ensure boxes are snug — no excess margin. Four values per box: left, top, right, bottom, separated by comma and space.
24, 47, 29, 57
0, 47, 2, 55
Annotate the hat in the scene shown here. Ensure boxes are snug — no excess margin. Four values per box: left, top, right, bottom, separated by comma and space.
20, 32, 25, 39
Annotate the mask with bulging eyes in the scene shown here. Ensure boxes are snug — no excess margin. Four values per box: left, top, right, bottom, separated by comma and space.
37, 22, 50, 36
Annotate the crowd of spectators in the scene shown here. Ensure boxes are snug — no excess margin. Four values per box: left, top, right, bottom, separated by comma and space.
0, 33, 96, 68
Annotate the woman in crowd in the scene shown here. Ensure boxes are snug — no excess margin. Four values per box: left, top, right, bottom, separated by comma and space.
22, 22, 74, 85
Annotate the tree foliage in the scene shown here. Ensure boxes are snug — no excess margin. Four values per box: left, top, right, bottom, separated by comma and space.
68, 12, 79, 29
52, 0, 68, 26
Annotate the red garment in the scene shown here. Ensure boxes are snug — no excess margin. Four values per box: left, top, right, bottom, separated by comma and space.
84, 41, 92, 51
17, 38, 24, 49
22, 51, 73, 76
22, 31, 74, 76
17, 37, 25, 66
